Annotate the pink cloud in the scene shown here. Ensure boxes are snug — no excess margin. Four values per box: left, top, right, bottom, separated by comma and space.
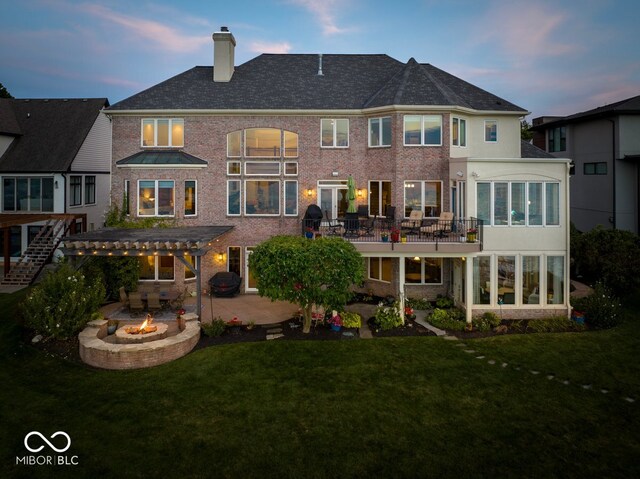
288, 0, 351, 35
78, 3, 209, 53
248, 41, 293, 54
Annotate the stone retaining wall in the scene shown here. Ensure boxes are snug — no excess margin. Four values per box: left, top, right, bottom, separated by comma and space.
79, 315, 200, 370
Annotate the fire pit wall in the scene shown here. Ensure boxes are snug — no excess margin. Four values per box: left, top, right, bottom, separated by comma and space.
79, 315, 200, 370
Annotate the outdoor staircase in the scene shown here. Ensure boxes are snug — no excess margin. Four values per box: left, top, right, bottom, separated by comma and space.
1, 218, 75, 286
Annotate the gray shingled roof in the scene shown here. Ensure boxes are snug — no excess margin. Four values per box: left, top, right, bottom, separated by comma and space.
531, 94, 640, 130
0, 99, 21, 135
520, 140, 556, 159
116, 150, 208, 166
0, 98, 109, 172
109, 54, 526, 113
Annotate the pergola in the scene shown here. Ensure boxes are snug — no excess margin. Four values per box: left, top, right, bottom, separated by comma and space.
61, 226, 234, 318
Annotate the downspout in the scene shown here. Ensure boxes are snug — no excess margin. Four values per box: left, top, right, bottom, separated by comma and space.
608, 119, 616, 229
565, 159, 572, 318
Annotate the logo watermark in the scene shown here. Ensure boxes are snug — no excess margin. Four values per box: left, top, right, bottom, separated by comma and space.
16, 431, 78, 466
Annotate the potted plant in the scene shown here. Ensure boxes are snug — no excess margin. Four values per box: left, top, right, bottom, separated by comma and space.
328, 310, 343, 332
305, 227, 314, 239
404, 306, 416, 320
176, 308, 186, 330
381, 231, 389, 242
390, 227, 400, 243
466, 228, 477, 242
246, 319, 256, 330
226, 316, 243, 334
400, 233, 407, 243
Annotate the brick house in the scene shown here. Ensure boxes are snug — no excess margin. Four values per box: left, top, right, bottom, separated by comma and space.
105, 28, 571, 321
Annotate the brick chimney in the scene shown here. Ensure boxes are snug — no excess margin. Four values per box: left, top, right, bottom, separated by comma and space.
212, 26, 236, 82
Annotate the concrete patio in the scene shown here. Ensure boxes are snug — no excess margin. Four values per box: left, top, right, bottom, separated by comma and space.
102, 293, 300, 325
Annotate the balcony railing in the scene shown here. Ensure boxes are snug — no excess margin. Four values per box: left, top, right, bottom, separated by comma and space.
301, 216, 483, 247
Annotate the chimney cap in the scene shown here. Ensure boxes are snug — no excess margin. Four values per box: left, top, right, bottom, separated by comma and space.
221, 26, 229, 32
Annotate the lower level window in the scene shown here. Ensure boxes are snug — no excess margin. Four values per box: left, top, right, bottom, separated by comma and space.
228, 246, 241, 276
369, 257, 392, 282
473, 257, 491, 305
546, 256, 564, 304
405, 257, 442, 284
139, 256, 174, 281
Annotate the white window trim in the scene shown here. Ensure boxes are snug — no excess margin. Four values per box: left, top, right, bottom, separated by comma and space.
477, 181, 560, 228
284, 180, 298, 216
484, 119, 498, 143
244, 162, 281, 176
137, 179, 175, 217
320, 119, 349, 148
403, 115, 443, 147
244, 128, 283, 158
227, 180, 241, 217
451, 117, 467, 148
244, 179, 281, 216
227, 161, 241, 176
139, 256, 175, 282
284, 161, 298, 176
404, 257, 443, 285
403, 180, 443, 219
368, 117, 392, 148
69, 175, 83, 208
368, 257, 391, 283
368, 180, 392, 217
140, 118, 184, 148
184, 179, 197, 217
227, 131, 242, 158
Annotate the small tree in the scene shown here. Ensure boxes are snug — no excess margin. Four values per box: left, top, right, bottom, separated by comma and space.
0, 82, 13, 99
249, 236, 365, 333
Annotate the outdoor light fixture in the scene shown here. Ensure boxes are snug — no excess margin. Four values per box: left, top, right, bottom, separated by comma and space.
306, 188, 313, 197
217, 252, 224, 262
357, 188, 363, 198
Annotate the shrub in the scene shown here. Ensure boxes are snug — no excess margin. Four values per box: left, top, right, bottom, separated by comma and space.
571, 225, 640, 297
82, 257, 140, 301
373, 302, 403, 331
526, 316, 586, 333
201, 317, 226, 337
571, 283, 622, 329
341, 312, 362, 329
20, 263, 106, 339
471, 311, 502, 332
406, 297, 431, 310
427, 308, 466, 331
435, 295, 454, 309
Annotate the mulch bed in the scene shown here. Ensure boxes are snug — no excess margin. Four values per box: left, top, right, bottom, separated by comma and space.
442, 319, 590, 340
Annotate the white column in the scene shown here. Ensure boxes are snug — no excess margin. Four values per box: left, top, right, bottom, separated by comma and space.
398, 256, 405, 322
465, 256, 474, 324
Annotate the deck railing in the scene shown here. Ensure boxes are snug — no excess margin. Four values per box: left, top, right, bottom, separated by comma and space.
301, 216, 483, 247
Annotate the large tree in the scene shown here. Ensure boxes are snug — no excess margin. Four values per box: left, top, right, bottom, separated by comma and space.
249, 235, 365, 333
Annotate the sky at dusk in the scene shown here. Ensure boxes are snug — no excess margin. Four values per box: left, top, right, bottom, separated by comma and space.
1, 0, 638, 119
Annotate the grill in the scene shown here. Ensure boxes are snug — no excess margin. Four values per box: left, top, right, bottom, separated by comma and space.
208, 271, 242, 297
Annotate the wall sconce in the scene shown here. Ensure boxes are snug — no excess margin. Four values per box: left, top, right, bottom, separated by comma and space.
456, 171, 464, 177
217, 252, 225, 262
54, 180, 59, 189
471, 171, 480, 178
306, 188, 313, 198
356, 188, 364, 198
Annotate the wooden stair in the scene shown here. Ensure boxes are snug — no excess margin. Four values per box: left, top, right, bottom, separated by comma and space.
1, 218, 75, 286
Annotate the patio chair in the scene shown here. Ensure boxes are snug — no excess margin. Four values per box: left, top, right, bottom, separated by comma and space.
401, 210, 423, 235
147, 292, 162, 315
357, 205, 369, 218
420, 212, 454, 238
119, 286, 129, 308
324, 210, 343, 236
359, 214, 377, 236
383, 205, 396, 229
128, 292, 144, 317
343, 212, 360, 238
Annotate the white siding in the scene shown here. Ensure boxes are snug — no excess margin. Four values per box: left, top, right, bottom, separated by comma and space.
71, 111, 111, 172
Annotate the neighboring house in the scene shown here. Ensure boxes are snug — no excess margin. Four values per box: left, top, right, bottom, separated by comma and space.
103, 28, 571, 320
0, 98, 111, 285
531, 95, 640, 234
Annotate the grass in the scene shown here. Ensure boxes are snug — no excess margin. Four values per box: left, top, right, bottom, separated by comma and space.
1, 290, 639, 478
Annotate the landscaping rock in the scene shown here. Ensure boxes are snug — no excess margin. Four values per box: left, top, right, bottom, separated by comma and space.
266, 333, 284, 340
32, 334, 43, 344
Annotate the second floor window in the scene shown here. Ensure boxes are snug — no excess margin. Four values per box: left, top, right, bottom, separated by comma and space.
84, 176, 96, 205
227, 128, 298, 158
138, 180, 175, 217
477, 181, 559, 227
321, 119, 349, 147
404, 115, 442, 146
2, 177, 54, 212
452, 117, 467, 147
369, 117, 391, 147
404, 180, 442, 218
70, 176, 82, 206
142, 119, 184, 147
549, 126, 566, 152
484, 120, 498, 142
185, 180, 196, 216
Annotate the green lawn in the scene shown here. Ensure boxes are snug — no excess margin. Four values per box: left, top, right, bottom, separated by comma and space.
1, 290, 639, 478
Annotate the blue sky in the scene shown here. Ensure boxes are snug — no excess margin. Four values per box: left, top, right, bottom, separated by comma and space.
1, 0, 638, 119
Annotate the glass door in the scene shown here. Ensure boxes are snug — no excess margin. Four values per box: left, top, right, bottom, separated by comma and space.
318, 186, 348, 219
245, 247, 257, 292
